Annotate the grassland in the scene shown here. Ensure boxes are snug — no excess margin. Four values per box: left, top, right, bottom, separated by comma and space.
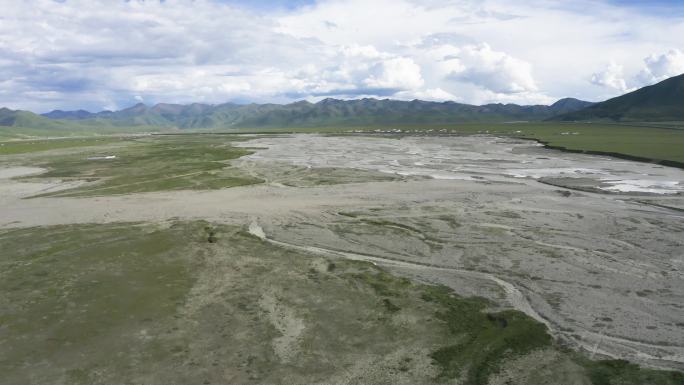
0, 222, 199, 385
508, 123, 684, 166
0, 123, 170, 141
18, 135, 261, 197
0, 137, 127, 155
1, 221, 681, 385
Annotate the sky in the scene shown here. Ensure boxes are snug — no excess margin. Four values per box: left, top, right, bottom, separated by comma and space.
1, 0, 683, 112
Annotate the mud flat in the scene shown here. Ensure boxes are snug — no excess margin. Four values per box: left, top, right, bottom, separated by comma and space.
1, 133, 683, 380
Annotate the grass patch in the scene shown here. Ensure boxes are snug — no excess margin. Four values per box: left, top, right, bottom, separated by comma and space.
0, 137, 127, 155
361, 218, 423, 234
420, 285, 551, 384
580, 357, 684, 385
350, 270, 412, 297
278, 166, 398, 187
512, 123, 684, 165
350, 269, 552, 383
23, 135, 261, 197
0, 222, 209, 384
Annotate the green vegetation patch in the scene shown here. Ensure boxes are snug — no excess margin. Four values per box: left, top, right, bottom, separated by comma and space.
0, 137, 125, 155
349, 269, 413, 297
421, 285, 551, 383
23, 135, 261, 197
513, 123, 684, 165
0, 222, 209, 385
278, 166, 399, 186
352, 267, 554, 383
580, 357, 684, 385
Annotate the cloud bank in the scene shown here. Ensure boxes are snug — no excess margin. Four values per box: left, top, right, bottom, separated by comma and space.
0, 0, 683, 111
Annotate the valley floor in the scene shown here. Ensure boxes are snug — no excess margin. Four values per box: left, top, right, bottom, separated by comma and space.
1, 133, 683, 384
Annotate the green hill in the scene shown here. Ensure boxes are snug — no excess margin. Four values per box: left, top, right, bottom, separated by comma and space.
0, 107, 167, 139
0, 108, 70, 130
553, 73, 684, 122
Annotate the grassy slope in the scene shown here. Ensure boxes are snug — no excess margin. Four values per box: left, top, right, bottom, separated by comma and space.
1, 222, 681, 385
553, 73, 684, 122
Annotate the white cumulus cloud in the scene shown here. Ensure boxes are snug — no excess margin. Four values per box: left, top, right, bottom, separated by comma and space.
286, 44, 424, 97
363, 57, 424, 90
442, 43, 538, 94
589, 49, 684, 96
395, 87, 458, 102
590, 61, 629, 92
637, 49, 684, 84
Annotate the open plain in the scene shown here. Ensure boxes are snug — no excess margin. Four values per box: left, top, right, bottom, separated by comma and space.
1, 133, 683, 384
5, 1, 684, 383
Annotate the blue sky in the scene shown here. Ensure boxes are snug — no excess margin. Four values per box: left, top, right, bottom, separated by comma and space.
1, 0, 683, 112
609, 0, 684, 14
610, 0, 683, 5
219, 0, 315, 9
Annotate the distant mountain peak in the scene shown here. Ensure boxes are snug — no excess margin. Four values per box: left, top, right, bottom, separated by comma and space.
548, 98, 595, 115
317, 98, 340, 104
127, 102, 147, 110
290, 100, 312, 105
551, 97, 578, 106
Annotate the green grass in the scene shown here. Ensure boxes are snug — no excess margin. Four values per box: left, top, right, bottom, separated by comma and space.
580, 357, 684, 385
0, 137, 126, 155
23, 135, 261, 197
419, 284, 551, 384
0, 222, 206, 385
509, 123, 684, 165
0, 124, 168, 140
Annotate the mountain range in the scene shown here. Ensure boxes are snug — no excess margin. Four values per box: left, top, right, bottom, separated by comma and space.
1, 73, 682, 130
43, 98, 596, 126
1, 98, 595, 130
